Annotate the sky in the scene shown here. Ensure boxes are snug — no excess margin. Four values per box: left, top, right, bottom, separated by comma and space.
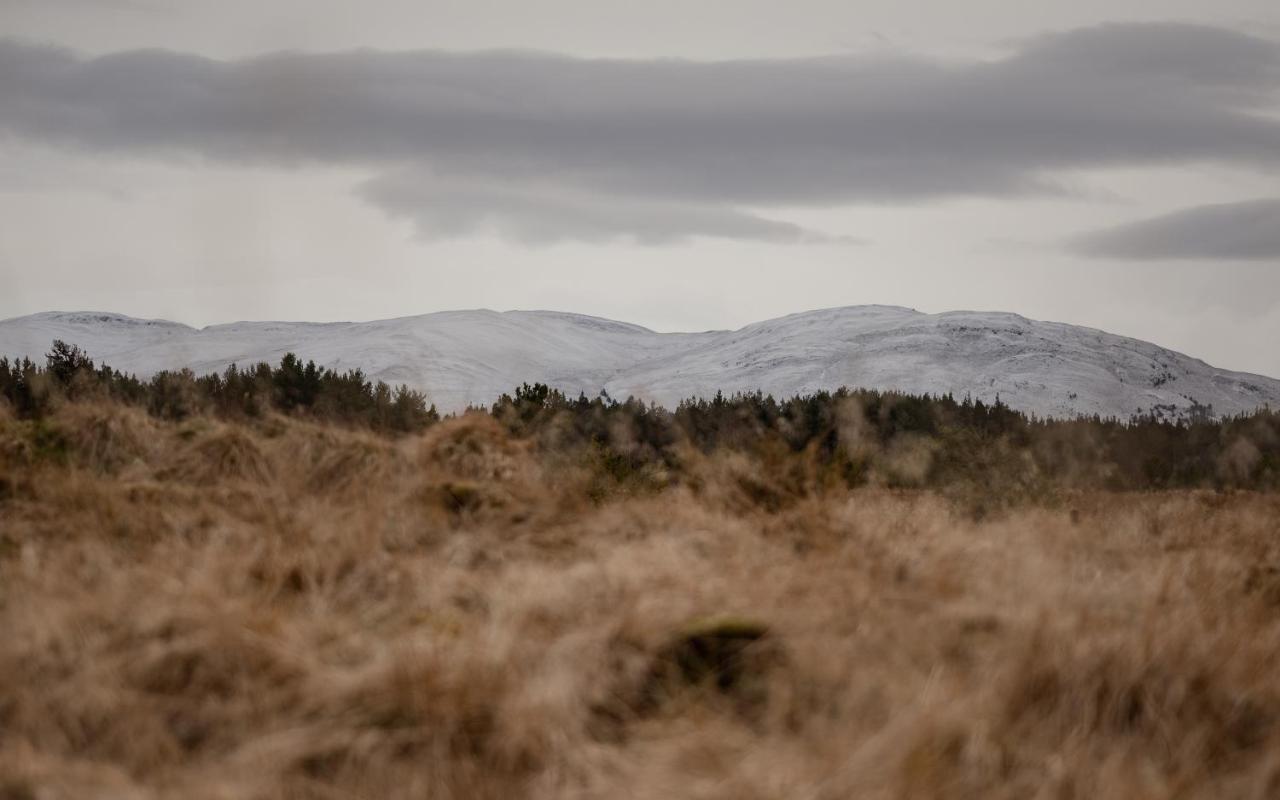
1, 0, 1279, 376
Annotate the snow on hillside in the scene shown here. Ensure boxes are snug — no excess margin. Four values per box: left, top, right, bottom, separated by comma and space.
2, 306, 1278, 420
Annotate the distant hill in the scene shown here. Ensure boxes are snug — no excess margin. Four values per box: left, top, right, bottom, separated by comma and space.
2, 306, 1278, 419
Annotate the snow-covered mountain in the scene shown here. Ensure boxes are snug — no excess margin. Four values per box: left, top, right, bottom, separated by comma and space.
2, 306, 1278, 420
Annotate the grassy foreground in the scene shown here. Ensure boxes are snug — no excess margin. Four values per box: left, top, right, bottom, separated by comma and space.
2, 401, 1280, 799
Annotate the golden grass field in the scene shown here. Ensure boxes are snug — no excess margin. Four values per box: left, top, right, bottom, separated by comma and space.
3, 401, 1280, 799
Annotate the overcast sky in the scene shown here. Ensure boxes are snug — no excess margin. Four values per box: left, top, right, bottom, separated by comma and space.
2, 0, 1279, 375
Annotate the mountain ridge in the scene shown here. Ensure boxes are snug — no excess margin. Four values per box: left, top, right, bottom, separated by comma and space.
2, 306, 1277, 420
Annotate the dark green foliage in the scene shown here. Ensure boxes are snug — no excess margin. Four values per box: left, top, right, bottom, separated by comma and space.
0, 344, 438, 435
491, 383, 1280, 495
492, 383, 680, 499
46, 339, 94, 385
0, 356, 41, 417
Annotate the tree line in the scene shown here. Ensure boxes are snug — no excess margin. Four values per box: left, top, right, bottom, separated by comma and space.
0, 340, 438, 434
3, 340, 1278, 493
491, 382, 1280, 495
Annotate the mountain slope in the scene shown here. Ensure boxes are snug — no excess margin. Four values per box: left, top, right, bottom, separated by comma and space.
2, 307, 1278, 419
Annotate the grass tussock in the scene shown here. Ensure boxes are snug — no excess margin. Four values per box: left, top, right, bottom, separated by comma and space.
2, 400, 1280, 798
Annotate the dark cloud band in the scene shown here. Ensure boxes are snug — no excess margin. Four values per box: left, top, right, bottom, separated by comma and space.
2, 22, 1277, 242
1072, 198, 1280, 261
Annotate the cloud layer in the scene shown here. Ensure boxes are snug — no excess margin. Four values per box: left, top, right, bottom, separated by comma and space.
1073, 198, 1280, 260
2, 23, 1278, 242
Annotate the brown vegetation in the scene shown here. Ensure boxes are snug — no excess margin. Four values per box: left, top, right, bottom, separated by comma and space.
2, 399, 1280, 798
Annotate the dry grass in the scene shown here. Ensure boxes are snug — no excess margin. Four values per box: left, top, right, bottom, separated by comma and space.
2, 402, 1280, 799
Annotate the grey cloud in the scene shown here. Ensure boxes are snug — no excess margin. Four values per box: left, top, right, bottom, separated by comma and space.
1072, 198, 1280, 261
1, 23, 1278, 243
1007, 23, 1280, 90
360, 170, 856, 245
